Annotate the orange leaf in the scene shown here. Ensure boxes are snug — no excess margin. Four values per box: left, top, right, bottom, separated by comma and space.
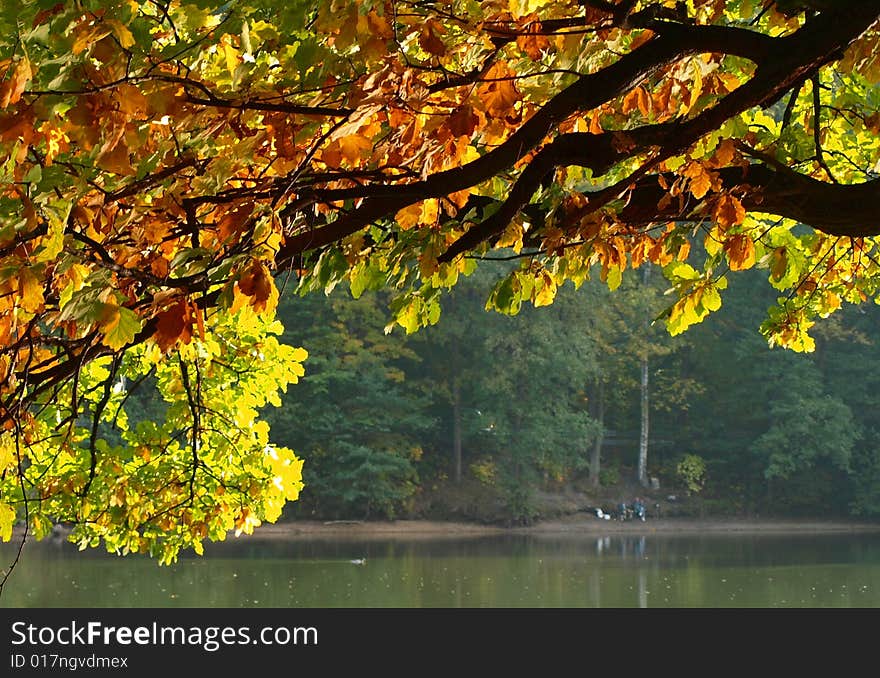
517, 22, 551, 61
712, 139, 737, 167
589, 110, 603, 134
681, 162, 715, 199
477, 63, 521, 119
622, 86, 651, 117
0, 58, 32, 109
724, 234, 756, 271
713, 194, 746, 229
238, 261, 275, 312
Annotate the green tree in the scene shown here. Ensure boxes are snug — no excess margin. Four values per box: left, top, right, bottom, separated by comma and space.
266, 287, 433, 519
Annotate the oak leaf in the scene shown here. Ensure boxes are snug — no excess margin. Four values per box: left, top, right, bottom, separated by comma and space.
0, 58, 32, 109
395, 203, 422, 230
724, 234, 756, 271
419, 21, 446, 57
238, 261, 276, 312
477, 63, 521, 119
17, 267, 44, 313
713, 194, 746, 229
100, 305, 143, 351
153, 300, 192, 353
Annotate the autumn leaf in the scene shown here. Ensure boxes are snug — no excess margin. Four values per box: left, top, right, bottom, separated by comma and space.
17, 267, 44, 313
712, 139, 738, 167
153, 300, 193, 353
622, 86, 650, 117
221, 35, 240, 78
517, 21, 551, 61
107, 19, 136, 49
238, 261, 276, 312
713, 194, 746, 229
100, 304, 143, 351
322, 134, 372, 167
724, 234, 756, 271
0, 502, 14, 542
419, 20, 446, 56
477, 63, 521, 119
446, 105, 479, 138
681, 161, 716, 199
395, 202, 423, 230
0, 58, 32, 109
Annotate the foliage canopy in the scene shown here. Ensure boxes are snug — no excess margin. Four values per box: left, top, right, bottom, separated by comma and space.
0, 0, 879, 563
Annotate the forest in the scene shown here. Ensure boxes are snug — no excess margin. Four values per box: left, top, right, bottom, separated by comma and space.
235, 262, 880, 525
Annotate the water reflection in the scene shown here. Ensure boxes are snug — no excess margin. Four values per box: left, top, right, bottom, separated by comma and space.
1, 531, 879, 608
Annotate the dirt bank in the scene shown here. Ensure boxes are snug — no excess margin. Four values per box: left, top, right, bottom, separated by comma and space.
243, 515, 880, 541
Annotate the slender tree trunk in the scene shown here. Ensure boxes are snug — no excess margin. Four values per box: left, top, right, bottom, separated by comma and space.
590, 378, 605, 489
638, 355, 649, 487
638, 266, 650, 488
452, 377, 462, 484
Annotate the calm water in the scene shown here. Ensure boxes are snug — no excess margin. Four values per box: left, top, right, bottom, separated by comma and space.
2, 530, 880, 608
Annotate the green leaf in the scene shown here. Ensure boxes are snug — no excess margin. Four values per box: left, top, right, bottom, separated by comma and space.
100, 305, 143, 351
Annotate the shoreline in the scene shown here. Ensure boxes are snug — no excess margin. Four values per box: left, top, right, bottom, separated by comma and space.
12, 516, 880, 545
243, 516, 880, 540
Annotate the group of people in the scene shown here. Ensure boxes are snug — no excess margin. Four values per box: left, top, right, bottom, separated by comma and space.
592, 498, 650, 522
617, 497, 647, 522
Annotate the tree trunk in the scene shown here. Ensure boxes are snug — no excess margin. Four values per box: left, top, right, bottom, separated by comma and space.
589, 378, 605, 489
638, 354, 649, 487
452, 377, 462, 484
638, 266, 650, 488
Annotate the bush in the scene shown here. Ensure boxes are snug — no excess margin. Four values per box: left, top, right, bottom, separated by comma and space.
676, 454, 707, 495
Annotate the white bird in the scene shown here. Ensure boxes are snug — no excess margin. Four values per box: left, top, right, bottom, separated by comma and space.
350, 558, 366, 565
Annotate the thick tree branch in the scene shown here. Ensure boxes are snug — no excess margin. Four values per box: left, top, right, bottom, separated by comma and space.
275, 4, 879, 268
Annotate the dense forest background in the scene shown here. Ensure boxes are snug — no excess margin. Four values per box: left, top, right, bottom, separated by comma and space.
131, 261, 880, 525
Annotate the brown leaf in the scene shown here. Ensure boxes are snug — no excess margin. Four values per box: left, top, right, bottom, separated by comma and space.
153, 300, 192, 353
238, 261, 274, 312
713, 193, 746, 229
419, 21, 446, 57
516, 21, 551, 61
446, 105, 478, 138
0, 58, 32, 109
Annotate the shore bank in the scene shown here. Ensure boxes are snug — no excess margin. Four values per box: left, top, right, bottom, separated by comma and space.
245, 515, 880, 541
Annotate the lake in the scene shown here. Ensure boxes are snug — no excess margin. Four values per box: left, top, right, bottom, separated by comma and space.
2, 529, 880, 608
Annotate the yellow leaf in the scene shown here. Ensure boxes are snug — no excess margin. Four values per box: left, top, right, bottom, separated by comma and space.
0, 502, 14, 542
395, 202, 422, 230
221, 37, 240, 78
100, 304, 143, 351
72, 25, 111, 55
0, 434, 13, 470
704, 225, 723, 257
533, 271, 557, 306
107, 19, 136, 49
17, 267, 44, 313
420, 198, 439, 227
